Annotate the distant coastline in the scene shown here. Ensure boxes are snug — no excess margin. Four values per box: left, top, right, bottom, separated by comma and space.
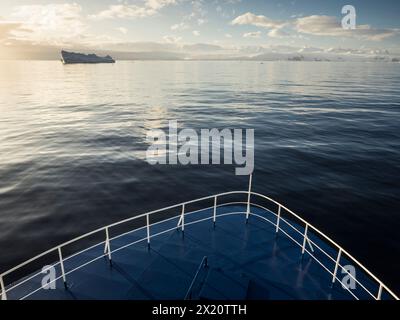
1, 47, 399, 63
1, 55, 400, 62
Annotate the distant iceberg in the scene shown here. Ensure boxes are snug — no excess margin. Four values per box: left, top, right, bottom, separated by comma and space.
61, 50, 115, 64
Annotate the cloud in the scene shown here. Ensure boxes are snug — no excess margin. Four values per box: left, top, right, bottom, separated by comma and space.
146, 0, 177, 10
225, 33, 233, 38
8, 3, 87, 45
193, 30, 200, 36
295, 15, 344, 36
183, 1, 207, 26
232, 13, 398, 42
232, 12, 288, 39
268, 28, 289, 38
295, 15, 398, 41
163, 35, 182, 43
0, 22, 21, 40
243, 31, 261, 38
232, 12, 285, 29
89, 5, 156, 20
116, 27, 128, 35
90, 0, 177, 20
171, 22, 189, 31
297, 46, 324, 54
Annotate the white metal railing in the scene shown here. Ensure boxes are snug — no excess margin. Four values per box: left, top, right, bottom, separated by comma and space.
0, 177, 398, 301
247, 193, 399, 301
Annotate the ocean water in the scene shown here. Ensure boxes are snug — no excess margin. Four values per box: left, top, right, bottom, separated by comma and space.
0, 60, 399, 292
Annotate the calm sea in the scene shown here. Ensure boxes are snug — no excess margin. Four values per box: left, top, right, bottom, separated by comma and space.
0, 60, 399, 291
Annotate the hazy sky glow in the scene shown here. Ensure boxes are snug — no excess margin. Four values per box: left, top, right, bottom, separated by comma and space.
1, 0, 400, 59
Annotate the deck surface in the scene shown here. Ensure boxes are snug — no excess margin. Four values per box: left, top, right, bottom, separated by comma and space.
6, 204, 379, 300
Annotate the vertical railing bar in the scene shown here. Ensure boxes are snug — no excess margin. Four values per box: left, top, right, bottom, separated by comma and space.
276, 205, 281, 233
306, 238, 314, 252
104, 228, 109, 255
246, 174, 252, 222
332, 248, 342, 284
0, 275, 7, 300
58, 247, 67, 288
377, 283, 383, 300
301, 224, 308, 255
103, 236, 108, 254
146, 214, 151, 249
213, 196, 217, 227
181, 204, 185, 233
105, 227, 112, 263
177, 215, 182, 229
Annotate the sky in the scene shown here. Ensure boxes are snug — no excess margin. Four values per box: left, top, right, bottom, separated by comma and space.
0, 0, 400, 59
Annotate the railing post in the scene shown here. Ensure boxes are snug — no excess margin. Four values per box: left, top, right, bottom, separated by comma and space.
276, 205, 281, 233
213, 196, 217, 227
146, 214, 151, 249
181, 204, 185, 233
332, 248, 342, 284
301, 224, 308, 255
177, 216, 182, 230
58, 247, 67, 289
246, 174, 252, 223
0, 275, 7, 300
377, 284, 383, 300
105, 227, 112, 263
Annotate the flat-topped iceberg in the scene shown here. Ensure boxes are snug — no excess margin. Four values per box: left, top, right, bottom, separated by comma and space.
61, 50, 115, 64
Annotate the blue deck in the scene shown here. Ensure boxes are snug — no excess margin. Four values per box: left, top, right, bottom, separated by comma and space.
5, 204, 385, 300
